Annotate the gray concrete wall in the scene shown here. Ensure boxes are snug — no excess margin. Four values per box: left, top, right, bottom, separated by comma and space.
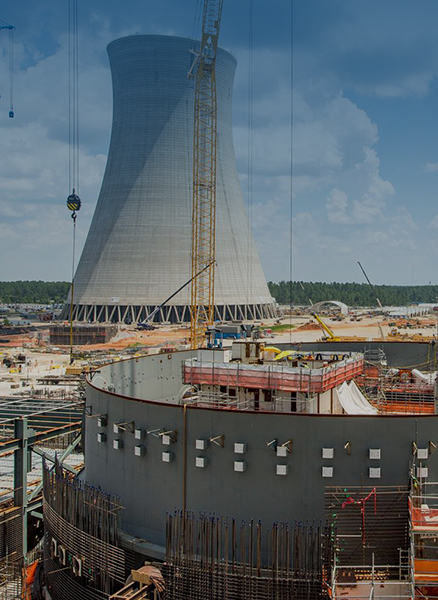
71, 35, 273, 314
84, 351, 438, 552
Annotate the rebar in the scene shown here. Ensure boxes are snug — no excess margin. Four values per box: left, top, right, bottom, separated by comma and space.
163, 511, 333, 600
43, 461, 125, 598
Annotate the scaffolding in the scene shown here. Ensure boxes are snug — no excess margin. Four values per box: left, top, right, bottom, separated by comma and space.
357, 363, 436, 415
325, 485, 414, 599
0, 395, 84, 598
409, 480, 438, 598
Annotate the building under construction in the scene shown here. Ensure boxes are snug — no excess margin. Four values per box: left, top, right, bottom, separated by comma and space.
30, 338, 438, 599
49, 324, 117, 346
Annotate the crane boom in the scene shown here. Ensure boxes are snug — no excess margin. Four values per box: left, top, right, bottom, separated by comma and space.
311, 313, 340, 341
190, 0, 224, 349
357, 261, 383, 308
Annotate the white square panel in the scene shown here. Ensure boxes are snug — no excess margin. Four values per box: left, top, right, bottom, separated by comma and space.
134, 428, 143, 440
234, 460, 246, 472
322, 466, 333, 478
97, 432, 106, 443
322, 448, 334, 459
195, 439, 208, 450
113, 424, 120, 434
134, 445, 145, 457
162, 435, 171, 446
417, 467, 429, 478
369, 448, 381, 460
234, 443, 247, 454
113, 439, 123, 450
369, 467, 381, 478
195, 456, 208, 468
276, 464, 289, 476
162, 451, 173, 463
418, 448, 429, 460
277, 446, 288, 457
97, 416, 107, 428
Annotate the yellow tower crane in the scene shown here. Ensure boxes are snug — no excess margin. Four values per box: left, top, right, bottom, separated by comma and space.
190, 0, 224, 349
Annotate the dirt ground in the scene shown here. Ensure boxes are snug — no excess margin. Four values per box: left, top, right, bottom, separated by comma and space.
0, 313, 437, 356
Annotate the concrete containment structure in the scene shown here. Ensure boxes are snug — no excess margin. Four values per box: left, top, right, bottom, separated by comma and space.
67, 35, 275, 324
81, 343, 438, 558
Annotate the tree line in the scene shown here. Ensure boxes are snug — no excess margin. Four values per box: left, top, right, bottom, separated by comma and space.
0, 281, 70, 304
268, 281, 438, 307
1, 280, 437, 307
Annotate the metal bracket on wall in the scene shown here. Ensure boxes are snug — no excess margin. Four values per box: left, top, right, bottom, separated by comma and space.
88, 370, 101, 381
85, 407, 107, 423
344, 441, 351, 455
430, 441, 437, 454
147, 428, 163, 438
281, 439, 293, 453
412, 442, 418, 455
210, 434, 225, 448
115, 421, 135, 433
158, 430, 178, 443
266, 438, 278, 452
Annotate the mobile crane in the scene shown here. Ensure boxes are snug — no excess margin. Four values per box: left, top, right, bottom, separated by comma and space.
311, 312, 341, 342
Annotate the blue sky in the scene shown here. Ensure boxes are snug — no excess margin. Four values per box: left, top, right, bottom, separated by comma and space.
1, 0, 438, 285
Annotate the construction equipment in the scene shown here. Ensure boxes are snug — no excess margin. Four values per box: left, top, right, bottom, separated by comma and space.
357, 261, 383, 308
189, 0, 224, 349
311, 313, 341, 342
357, 261, 386, 340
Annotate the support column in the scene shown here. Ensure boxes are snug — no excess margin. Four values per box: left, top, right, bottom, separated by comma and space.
13, 417, 33, 558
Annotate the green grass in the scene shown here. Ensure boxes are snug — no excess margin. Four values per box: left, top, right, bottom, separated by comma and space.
262, 323, 295, 332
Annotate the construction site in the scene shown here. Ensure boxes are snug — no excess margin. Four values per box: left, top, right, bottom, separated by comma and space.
3, 0, 438, 598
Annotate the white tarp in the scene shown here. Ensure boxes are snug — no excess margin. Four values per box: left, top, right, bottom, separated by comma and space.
335, 381, 378, 415
412, 369, 437, 386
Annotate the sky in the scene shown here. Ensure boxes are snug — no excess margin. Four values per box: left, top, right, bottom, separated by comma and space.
1, 0, 438, 285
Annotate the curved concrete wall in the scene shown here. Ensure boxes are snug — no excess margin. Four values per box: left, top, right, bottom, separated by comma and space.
84, 352, 438, 552
70, 35, 274, 321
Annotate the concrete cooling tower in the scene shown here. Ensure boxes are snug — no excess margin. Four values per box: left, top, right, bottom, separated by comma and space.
68, 35, 276, 324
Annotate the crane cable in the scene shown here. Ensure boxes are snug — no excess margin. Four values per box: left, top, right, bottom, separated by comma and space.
66, 0, 81, 363
246, 0, 253, 310
0, 20, 15, 117
289, 1, 294, 346
8, 26, 13, 117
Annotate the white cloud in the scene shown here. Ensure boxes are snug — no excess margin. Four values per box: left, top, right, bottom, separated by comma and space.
423, 162, 438, 173
326, 189, 351, 224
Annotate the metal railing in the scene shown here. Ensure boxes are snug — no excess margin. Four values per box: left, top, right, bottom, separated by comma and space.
330, 559, 414, 600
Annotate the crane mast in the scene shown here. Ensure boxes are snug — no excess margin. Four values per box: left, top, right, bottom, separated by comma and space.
190, 0, 223, 349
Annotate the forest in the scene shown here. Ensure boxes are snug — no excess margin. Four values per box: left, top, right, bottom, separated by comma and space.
0, 281, 70, 304
267, 281, 438, 307
1, 280, 437, 307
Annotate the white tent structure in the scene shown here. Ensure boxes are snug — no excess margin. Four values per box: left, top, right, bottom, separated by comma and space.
335, 381, 378, 415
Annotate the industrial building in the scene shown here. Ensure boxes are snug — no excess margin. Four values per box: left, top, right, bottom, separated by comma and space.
39, 338, 438, 599
65, 35, 275, 325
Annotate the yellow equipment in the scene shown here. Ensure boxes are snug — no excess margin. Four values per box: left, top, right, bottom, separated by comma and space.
311, 312, 341, 342
263, 346, 281, 354
274, 350, 298, 361
190, 0, 224, 349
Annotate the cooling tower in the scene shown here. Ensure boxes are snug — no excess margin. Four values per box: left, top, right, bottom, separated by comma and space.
68, 35, 276, 323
